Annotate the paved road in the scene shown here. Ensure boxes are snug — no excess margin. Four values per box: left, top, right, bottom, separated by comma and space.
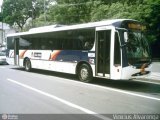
0, 65, 160, 120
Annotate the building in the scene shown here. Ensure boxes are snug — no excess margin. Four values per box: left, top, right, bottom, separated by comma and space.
0, 22, 16, 51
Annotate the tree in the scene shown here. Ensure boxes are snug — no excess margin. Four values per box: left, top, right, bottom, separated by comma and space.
2, 0, 52, 31
46, 0, 149, 24
90, 1, 148, 21
143, 0, 160, 39
46, 0, 95, 24
3, 0, 33, 30
143, 0, 160, 58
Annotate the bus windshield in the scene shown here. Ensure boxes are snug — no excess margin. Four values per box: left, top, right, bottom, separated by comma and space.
126, 30, 151, 66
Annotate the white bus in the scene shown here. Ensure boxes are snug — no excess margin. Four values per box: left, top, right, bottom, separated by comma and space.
6, 19, 151, 82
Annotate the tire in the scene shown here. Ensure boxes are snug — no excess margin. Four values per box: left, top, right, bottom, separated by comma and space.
24, 59, 32, 72
78, 64, 93, 82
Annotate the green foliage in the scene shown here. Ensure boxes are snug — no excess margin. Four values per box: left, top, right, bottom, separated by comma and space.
2, 0, 52, 30
3, 0, 33, 30
144, 0, 160, 39
90, 1, 149, 21
47, 0, 93, 24
2, 0, 160, 44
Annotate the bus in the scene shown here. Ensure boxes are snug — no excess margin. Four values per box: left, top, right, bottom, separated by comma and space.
6, 19, 151, 82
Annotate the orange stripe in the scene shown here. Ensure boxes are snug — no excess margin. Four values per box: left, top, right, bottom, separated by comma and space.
49, 50, 61, 60
19, 50, 27, 59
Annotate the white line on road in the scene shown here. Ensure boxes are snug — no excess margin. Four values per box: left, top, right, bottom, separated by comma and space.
60, 78, 160, 102
0, 66, 6, 69
7, 78, 110, 120
84, 83, 160, 101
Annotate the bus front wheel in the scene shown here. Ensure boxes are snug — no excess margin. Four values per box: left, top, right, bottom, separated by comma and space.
25, 59, 32, 72
78, 64, 93, 82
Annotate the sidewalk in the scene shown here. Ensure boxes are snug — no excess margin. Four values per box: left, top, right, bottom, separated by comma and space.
149, 62, 160, 81
139, 62, 160, 84
146, 72, 160, 81
134, 62, 160, 84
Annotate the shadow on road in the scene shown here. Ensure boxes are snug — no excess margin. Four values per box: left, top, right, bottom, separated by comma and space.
92, 78, 160, 95
12, 67, 160, 95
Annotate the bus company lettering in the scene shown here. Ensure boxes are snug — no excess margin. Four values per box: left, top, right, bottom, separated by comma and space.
34, 52, 42, 58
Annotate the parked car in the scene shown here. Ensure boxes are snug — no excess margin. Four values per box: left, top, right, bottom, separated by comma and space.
0, 51, 7, 65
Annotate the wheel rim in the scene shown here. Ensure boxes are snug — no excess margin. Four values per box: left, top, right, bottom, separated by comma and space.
80, 68, 89, 80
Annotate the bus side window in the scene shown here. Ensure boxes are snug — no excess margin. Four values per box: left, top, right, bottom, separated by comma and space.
114, 32, 121, 66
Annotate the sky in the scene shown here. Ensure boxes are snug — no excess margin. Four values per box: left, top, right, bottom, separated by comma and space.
0, 0, 3, 12
0, 0, 3, 6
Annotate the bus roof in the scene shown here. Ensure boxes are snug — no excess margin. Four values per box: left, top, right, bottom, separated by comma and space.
7, 19, 137, 37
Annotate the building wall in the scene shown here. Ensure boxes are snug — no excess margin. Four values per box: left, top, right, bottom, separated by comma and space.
0, 22, 16, 51
0, 22, 15, 44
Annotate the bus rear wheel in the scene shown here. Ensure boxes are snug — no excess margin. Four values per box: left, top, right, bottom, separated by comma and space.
78, 64, 93, 82
25, 59, 32, 72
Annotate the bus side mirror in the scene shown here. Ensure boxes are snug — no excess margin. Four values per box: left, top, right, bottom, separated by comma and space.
124, 32, 128, 43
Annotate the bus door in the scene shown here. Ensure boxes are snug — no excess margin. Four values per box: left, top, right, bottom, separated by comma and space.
14, 38, 19, 65
96, 26, 115, 78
